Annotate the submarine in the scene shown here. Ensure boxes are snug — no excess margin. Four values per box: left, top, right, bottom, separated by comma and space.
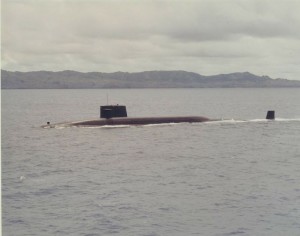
42, 105, 275, 128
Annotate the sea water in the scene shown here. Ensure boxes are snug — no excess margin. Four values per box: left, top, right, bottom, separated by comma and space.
2, 88, 300, 236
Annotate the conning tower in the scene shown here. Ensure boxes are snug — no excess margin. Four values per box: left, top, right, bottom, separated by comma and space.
100, 105, 127, 119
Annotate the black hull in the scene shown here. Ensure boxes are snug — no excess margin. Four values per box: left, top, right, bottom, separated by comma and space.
42, 116, 211, 128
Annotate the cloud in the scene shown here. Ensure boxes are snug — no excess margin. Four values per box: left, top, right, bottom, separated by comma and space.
2, 0, 300, 80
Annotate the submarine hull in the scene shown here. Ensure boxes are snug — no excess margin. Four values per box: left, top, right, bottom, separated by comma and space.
43, 116, 211, 128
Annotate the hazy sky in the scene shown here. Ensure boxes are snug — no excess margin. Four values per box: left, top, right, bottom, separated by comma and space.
2, 0, 300, 80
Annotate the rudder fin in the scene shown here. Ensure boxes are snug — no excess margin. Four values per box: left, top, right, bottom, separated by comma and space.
266, 110, 275, 120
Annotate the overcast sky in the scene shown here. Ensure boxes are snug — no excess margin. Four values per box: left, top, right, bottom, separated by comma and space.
2, 0, 300, 80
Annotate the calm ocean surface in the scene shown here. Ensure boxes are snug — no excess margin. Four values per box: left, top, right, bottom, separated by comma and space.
2, 88, 300, 236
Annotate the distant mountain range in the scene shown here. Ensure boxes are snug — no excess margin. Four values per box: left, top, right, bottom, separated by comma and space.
2, 70, 300, 89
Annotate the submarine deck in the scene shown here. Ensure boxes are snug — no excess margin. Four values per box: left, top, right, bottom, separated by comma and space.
43, 116, 211, 128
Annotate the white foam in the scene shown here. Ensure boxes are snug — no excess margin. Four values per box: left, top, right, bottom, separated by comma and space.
19, 176, 26, 182
275, 118, 300, 122
78, 125, 131, 129
142, 123, 179, 127
206, 119, 246, 124
55, 126, 68, 129
248, 119, 269, 122
207, 118, 300, 124
98, 125, 131, 129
